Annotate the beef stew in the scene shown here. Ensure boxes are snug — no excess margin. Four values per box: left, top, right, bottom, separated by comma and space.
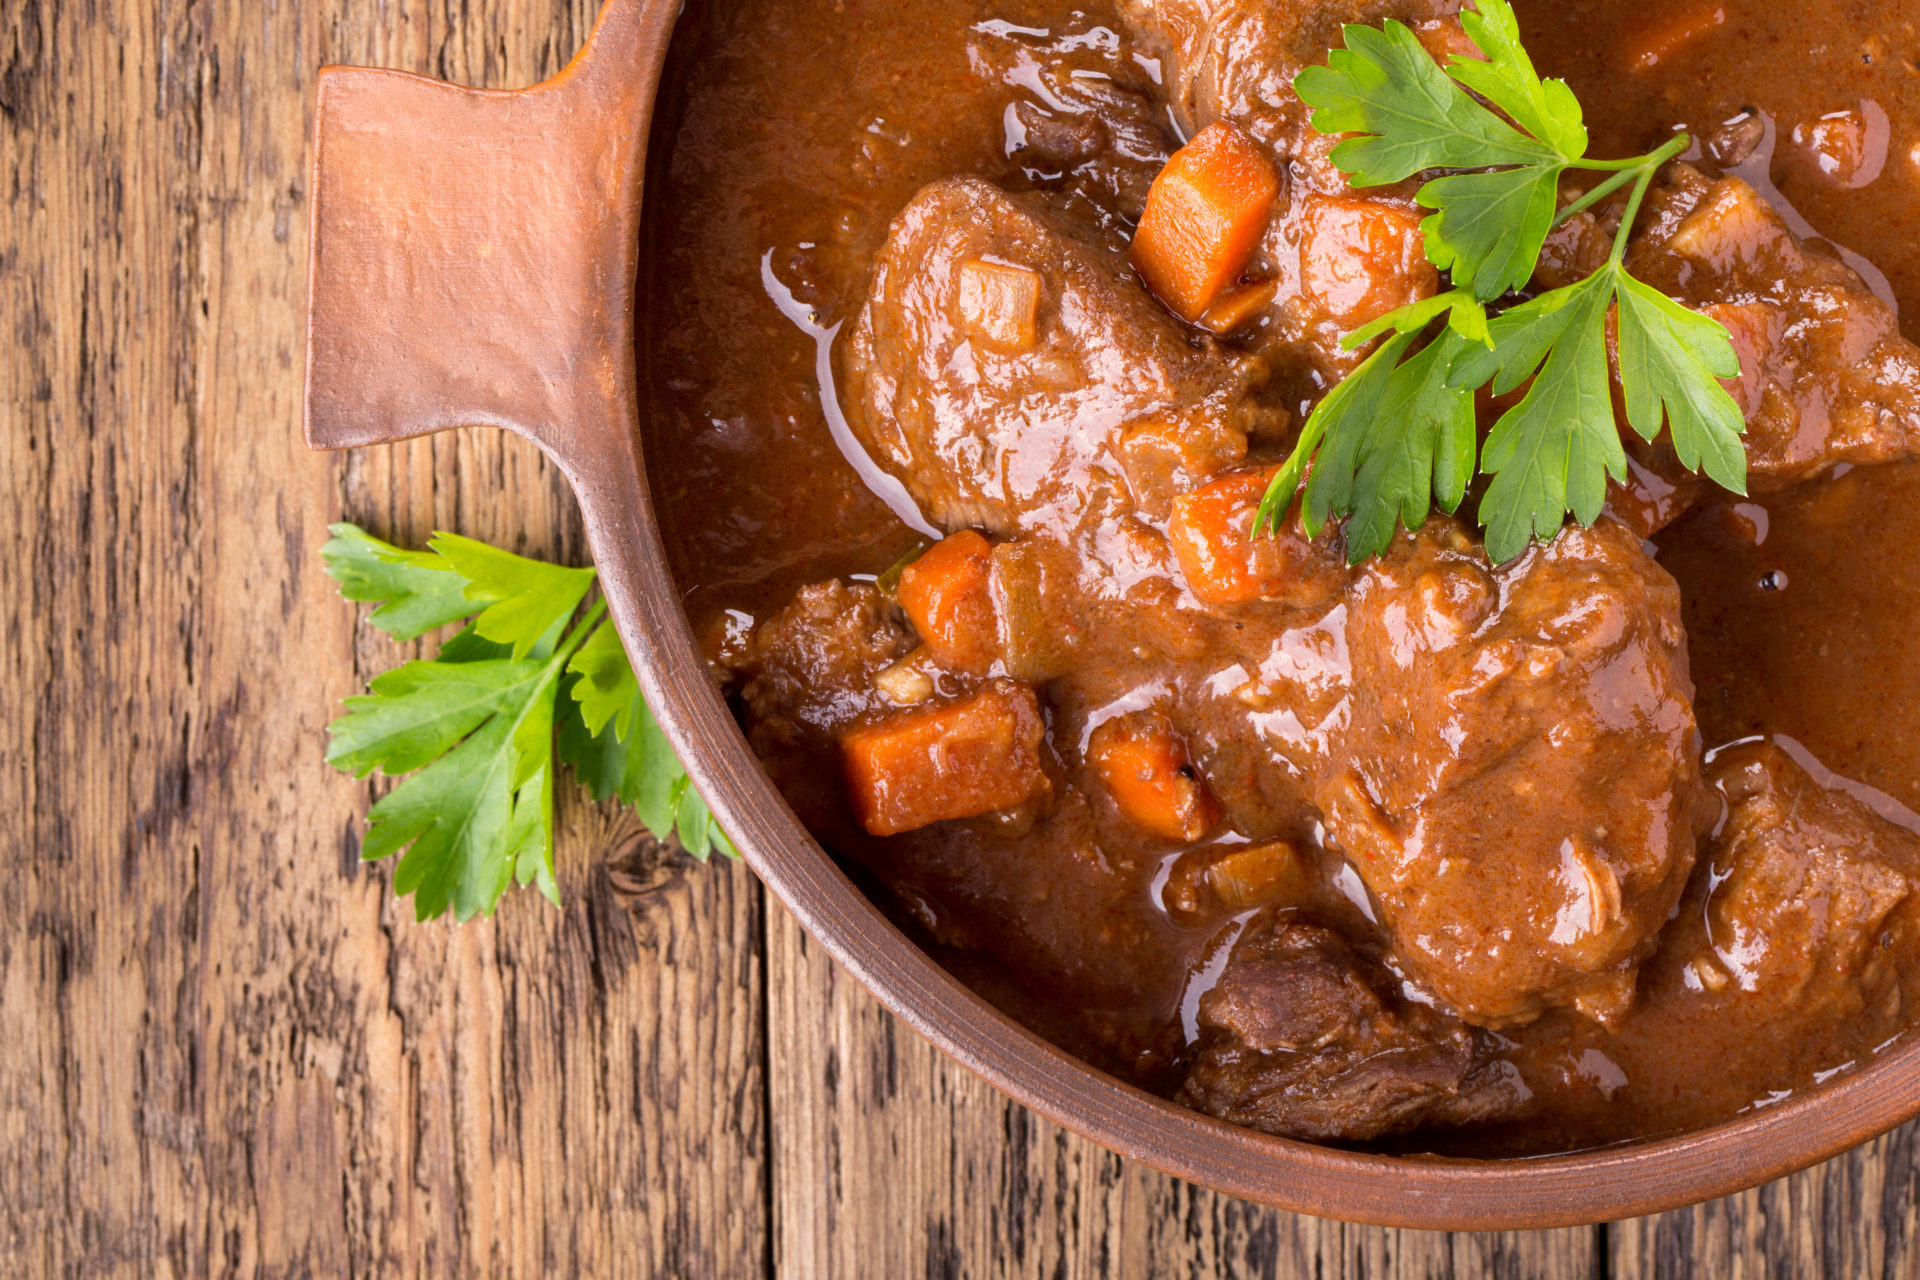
641, 0, 1920, 1154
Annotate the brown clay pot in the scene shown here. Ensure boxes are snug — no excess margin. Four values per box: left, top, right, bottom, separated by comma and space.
303, 0, 1920, 1229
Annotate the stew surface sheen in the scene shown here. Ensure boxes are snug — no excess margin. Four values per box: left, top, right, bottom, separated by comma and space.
640, 0, 1920, 1153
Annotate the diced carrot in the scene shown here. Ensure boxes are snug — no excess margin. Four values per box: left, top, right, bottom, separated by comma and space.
1197, 279, 1278, 336
1130, 122, 1280, 323
957, 259, 1042, 352
897, 529, 999, 673
1299, 195, 1436, 332
1089, 712, 1219, 843
1627, 2, 1726, 71
842, 680, 1051, 836
1166, 467, 1349, 608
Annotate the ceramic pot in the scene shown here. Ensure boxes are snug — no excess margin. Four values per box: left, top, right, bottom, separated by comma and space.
302, 0, 1920, 1228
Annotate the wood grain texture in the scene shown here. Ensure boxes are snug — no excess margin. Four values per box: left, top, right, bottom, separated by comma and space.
0, 0, 765, 1274
3, 0, 1919, 1274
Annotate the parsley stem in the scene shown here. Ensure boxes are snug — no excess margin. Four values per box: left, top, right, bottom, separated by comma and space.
1568, 134, 1689, 173
1609, 154, 1668, 263
554, 597, 610, 667
1552, 167, 1640, 228
1552, 134, 1691, 231
1629, 132, 1692, 173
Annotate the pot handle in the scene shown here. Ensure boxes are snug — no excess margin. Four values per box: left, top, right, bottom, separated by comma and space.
303, 0, 671, 481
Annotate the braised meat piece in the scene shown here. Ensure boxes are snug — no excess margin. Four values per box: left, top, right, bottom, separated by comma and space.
1170, 507, 1709, 1032
841, 177, 1271, 538
1686, 740, 1920, 1022
1631, 172, 1920, 491
1116, 1, 1448, 383
1546, 167, 1920, 531
727, 580, 916, 832
964, 15, 1176, 225
1495, 740, 1920, 1150
1310, 518, 1712, 1027
735, 580, 914, 747
1178, 911, 1523, 1141
1118, 0, 1461, 149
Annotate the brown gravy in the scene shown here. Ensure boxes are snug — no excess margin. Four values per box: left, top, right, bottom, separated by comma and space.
1517, 0, 1920, 817
640, 0, 1920, 1152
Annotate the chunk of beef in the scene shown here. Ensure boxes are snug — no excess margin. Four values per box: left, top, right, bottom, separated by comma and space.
1544, 167, 1920, 530
1119, 0, 1460, 150
730, 580, 915, 829
1178, 911, 1523, 1141
965, 17, 1176, 225
1631, 172, 1920, 491
1684, 740, 1920, 1023
1643, 176, 1920, 495
734, 580, 913, 744
841, 178, 1269, 539
1309, 518, 1711, 1027
1446, 738, 1920, 1152
1117, 1, 1449, 384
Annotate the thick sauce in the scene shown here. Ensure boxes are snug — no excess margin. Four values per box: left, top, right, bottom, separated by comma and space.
1522, 0, 1920, 826
640, 0, 1920, 1152
1519, 0, 1920, 338
1521, 0, 1920, 823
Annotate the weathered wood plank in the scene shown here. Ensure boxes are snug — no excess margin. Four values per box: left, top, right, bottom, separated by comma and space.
768, 901, 1129, 1280
8, 0, 1919, 1274
766, 901, 1600, 1279
1610, 1124, 1920, 1280
0, 0, 767, 1274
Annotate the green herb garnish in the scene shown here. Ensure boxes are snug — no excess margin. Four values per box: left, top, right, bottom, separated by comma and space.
322, 523, 733, 922
1255, 0, 1746, 563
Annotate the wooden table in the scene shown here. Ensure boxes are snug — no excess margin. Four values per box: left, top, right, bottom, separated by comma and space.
4, 0, 1917, 1273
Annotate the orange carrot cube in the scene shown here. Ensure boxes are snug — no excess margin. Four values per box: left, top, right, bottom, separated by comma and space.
1197, 279, 1279, 336
842, 680, 1050, 836
897, 529, 999, 673
1131, 122, 1280, 323
1166, 467, 1348, 608
1089, 712, 1220, 843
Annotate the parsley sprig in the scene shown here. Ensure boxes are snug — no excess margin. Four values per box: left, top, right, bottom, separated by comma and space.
322, 523, 733, 923
1256, 0, 1745, 563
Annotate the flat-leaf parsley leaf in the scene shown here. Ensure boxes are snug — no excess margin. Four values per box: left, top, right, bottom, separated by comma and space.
321, 523, 735, 922
559, 617, 735, 859
1260, 0, 1745, 563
